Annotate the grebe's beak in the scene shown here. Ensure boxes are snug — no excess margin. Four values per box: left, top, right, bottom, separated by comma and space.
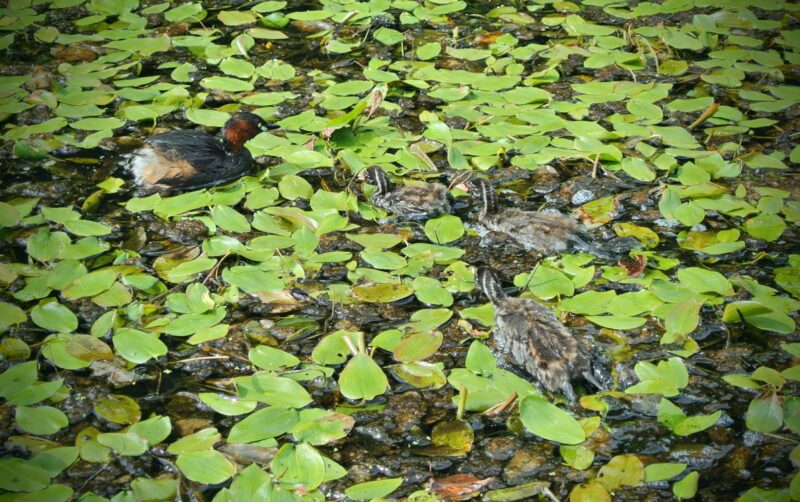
260, 122, 280, 132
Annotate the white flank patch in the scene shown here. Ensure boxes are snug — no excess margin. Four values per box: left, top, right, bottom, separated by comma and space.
129, 147, 156, 185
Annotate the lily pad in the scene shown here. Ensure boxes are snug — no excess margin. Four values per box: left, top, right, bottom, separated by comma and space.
339, 354, 389, 401
519, 396, 585, 445
352, 283, 414, 303
176, 450, 236, 484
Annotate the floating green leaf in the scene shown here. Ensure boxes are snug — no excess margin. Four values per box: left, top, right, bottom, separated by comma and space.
113, 328, 168, 364
346, 477, 404, 500
176, 450, 236, 484
673, 471, 699, 500
339, 354, 389, 401
31, 302, 78, 333
16, 405, 69, 435
598, 454, 644, 491
270, 443, 326, 490
227, 407, 299, 444
0, 302, 27, 332
746, 393, 783, 433
0, 459, 50, 492
519, 396, 585, 445
644, 463, 687, 482
352, 283, 414, 303
424, 214, 464, 244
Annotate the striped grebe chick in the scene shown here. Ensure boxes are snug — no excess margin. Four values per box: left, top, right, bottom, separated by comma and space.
469, 177, 581, 254
475, 266, 608, 402
363, 166, 452, 221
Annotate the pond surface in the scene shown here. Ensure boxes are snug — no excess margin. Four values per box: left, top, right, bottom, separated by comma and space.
0, 0, 799, 501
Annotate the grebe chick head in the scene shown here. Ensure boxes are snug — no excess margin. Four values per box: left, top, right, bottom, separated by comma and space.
474, 266, 507, 304
467, 177, 498, 220
363, 165, 393, 195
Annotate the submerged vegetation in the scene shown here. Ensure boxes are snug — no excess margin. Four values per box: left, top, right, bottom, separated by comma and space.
0, 0, 799, 500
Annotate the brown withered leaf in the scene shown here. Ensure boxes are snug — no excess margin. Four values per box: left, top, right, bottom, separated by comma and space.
321, 127, 337, 140
367, 87, 385, 119
409, 141, 437, 171
619, 253, 646, 277
255, 289, 304, 313
474, 32, 503, 45
289, 19, 333, 33
90, 360, 148, 387
50, 44, 99, 62
426, 474, 493, 501
67, 334, 114, 362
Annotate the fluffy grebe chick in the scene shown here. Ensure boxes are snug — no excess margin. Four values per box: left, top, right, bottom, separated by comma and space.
363, 166, 452, 221
469, 177, 580, 254
475, 266, 608, 402
131, 111, 277, 190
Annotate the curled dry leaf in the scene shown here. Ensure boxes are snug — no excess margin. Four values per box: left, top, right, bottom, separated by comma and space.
367, 87, 385, 119
426, 473, 493, 501
619, 253, 646, 277
255, 289, 305, 313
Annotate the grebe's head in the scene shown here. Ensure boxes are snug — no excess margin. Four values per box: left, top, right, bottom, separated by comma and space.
223, 111, 279, 153
474, 266, 506, 303
466, 177, 497, 217
362, 166, 392, 194
465, 177, 489, 193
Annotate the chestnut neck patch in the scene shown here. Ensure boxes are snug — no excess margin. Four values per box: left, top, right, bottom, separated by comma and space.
223, 117, 260, 154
